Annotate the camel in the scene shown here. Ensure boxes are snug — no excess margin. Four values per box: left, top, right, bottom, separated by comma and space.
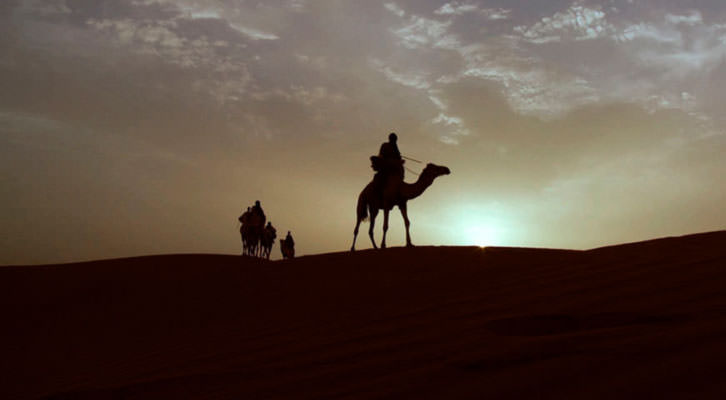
351, 162, 450, 251
240, 224, 258, 256
240, 212, 264, 257
260, 225, 277, 260
280, 239, 295, 259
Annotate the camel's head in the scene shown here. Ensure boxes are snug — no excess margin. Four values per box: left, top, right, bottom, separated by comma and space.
423, 163, 451, 178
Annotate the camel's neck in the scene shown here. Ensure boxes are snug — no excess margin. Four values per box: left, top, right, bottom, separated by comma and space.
400, 173, 435, 201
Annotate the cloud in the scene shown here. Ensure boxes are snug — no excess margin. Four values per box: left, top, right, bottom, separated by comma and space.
431, 112, 469, 144
384, 2, 405, 18
434, 2, 511, 20
88, 18, 184, 47
434, 2, 478, 16
14, 0, 71, 16
665, 10, 703, 26
482, 8, 512, 21
602, 10, 726, 118
228, 23, 279, 40
392, 15, 454, 49
514, 4, 615, 43
459, 46, 599, 117
370, 58, 431, 89
617, 22, 682, 44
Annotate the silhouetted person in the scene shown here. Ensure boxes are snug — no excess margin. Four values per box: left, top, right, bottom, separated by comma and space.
238, 207, 251, 224
379, 132, 401, 160
251, 200, 266, 226
281, 231, 295, 259
370, 132, 405, 194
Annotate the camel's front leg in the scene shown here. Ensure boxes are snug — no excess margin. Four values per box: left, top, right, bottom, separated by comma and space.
400, 202, 413, 247
368, 208, 379, 249
351, 217, 362, 251
381, 208, 390, 249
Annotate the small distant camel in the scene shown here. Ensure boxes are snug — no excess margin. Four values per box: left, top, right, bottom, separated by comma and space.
280, 239, 295, 259
351, 163, 450, 250
260, 226, 276, 260
240, 214, 264, 257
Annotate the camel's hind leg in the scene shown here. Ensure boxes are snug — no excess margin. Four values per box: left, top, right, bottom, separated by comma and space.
380, 208, 391, 249
368, 208, 379, 249
351, 218, 362, 251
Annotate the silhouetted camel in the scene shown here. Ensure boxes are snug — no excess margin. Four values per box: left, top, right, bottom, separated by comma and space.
351, 163, 450, 251
241, 213, 264, 257
260, 225, 277, 260
280, 239, 295, 259
239, 224, 247, 255
239, 212, 251, 255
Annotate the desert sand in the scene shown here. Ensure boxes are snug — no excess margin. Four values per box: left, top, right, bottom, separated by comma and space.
1, 231, 725, 399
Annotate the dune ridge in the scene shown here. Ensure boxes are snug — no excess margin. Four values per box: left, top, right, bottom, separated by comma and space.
1, 231, 725, 399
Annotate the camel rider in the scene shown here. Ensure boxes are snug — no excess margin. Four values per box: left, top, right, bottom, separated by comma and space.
379, 132, 401, 160
238, 207, 251, 224
251, 200, 266, 227
285, 231, 294, 248
371, 132, 405, 190
265, 221, 276, 237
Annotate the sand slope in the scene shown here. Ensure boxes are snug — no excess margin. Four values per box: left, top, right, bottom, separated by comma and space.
1, 231, 725, 399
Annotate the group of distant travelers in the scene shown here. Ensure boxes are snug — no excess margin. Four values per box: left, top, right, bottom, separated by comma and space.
238, 200, 294, 260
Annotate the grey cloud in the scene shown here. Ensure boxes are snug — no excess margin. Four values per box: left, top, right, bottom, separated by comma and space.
513, 4, 615, 43
434, 2, 479, 16
434, 76, 713, 183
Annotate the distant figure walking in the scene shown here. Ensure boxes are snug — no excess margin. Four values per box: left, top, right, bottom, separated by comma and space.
260, 221, 277, 260
280, 231, 295, 259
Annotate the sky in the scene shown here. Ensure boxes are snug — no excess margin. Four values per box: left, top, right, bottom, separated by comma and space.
1, 0, 725, 264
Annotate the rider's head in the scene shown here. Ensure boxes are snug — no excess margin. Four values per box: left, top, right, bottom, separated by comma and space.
388, 132, 397, 143
255, 200, 261, 207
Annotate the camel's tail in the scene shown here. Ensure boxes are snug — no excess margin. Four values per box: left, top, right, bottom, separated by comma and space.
357, 193, 369, 222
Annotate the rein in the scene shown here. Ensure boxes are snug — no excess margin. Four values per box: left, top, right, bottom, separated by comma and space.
402, 154, 423, 176
405, 166, 421, 176
402, 155, 422, 163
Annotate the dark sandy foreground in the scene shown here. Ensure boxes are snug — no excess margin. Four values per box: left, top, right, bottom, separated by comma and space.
1, 231, 725, 399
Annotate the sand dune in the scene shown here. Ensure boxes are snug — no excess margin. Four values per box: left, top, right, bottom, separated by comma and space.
2, 231, 725, 399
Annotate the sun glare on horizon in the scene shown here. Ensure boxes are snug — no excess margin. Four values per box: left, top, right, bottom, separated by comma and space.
465, 225, 497, 247
443, 204, 516, 248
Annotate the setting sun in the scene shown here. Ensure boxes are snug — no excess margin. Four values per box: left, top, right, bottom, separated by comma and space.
465, 225, 497, 247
